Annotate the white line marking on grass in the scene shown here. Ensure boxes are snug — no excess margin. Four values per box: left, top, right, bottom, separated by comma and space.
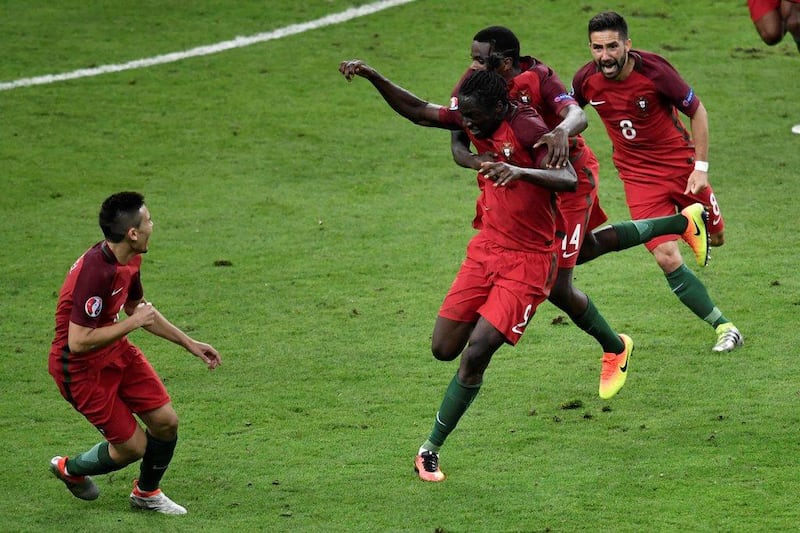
0, 0, 417, 92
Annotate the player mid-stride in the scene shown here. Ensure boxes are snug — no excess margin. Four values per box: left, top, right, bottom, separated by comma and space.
48, 191, 221, 515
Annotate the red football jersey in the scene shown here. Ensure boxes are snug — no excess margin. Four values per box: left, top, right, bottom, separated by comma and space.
439, 105, 559, 252
50, 241, 143, 371
572, 49, 701, 183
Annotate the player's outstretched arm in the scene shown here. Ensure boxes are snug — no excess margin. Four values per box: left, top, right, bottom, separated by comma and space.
479, 160, 577, 191
339, 59, 457, 129
130, 300, 221, 369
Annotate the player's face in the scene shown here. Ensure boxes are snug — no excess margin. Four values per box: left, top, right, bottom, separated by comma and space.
589, 30, 631, 80
130, 205, 153, 253
469, 41, 492, 71
459, 96, 503, 139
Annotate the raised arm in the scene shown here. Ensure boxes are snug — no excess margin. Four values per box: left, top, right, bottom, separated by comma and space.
339, 60, 459, 129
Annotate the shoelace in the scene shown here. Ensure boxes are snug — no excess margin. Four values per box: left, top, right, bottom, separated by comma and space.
421, 452, 439, 472
719, 329, 741, 345
600, 353, 621, 379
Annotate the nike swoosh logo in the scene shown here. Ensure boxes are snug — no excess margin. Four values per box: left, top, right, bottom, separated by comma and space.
435, 411, 447, 428
111, 287, 123, 296
589, 100, 606, 106
712, 216, 721, 225
693, 221, 701, 237
620, 358, 628, 373
562, 251, 579, 259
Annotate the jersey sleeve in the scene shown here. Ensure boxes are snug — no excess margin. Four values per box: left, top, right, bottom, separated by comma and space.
438, 106, 463, 129
569, 63, 593, 108
514, 111, 551, 168
640, 52, 701, 117
69, 261, 113, 328
534, 63, 577, 117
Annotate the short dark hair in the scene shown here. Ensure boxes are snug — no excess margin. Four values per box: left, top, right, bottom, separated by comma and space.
458, 70, 509, 111
473, 26, 520, 69
588, 11, 628, 41
99, 191, 145, 243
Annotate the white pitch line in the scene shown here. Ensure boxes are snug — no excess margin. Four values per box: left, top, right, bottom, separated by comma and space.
0, 0, 416, 92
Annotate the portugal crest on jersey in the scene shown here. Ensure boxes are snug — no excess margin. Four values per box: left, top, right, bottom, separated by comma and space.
635, 96, 649, 117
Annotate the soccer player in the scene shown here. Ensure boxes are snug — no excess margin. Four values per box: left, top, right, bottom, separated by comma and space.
748, 0, 800, 51
572, 11, 743, 353
339, 61, 576, 481
449, 26, 711, 398
48, 191, 221, 515
747, 0, 800, 134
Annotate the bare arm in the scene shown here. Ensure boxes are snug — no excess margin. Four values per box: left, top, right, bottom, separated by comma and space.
686, 101, 710, 194
67, 299, 155, 354
479, 160, 578, 191
339, 60, 458, 129
535, 104, 588, 169
450, 130, 495, 170
69, 298, 220, 369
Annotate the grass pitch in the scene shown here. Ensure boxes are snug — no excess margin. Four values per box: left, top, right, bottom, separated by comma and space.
1, 1, 799, 531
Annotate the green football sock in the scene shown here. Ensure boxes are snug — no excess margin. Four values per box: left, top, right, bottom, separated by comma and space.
422, 373, 481, 452
66, 441, 119, 476
572, 298, 625, 354
666, 264, 729, 327
611, 214, 687, 250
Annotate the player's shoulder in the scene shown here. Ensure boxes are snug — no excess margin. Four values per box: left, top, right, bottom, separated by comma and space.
572, 60, 598, 83
632, 49, 680, 77
508, 105, 548, 142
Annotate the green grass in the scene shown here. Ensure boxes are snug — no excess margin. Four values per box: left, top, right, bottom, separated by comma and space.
2, 0, 799, 531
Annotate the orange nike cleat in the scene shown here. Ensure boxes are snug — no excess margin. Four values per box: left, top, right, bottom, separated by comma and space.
414, 451, 445, 482
599, 334, 633, 399
50, 455, 100, 501
680, 203, 710, 267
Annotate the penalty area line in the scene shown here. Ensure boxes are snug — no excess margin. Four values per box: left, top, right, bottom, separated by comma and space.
0, 0, 417, 92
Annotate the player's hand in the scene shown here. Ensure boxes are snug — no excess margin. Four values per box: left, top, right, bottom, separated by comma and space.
480, 161, 522, 187
685, 169, 710, 195
131, 301, 156, 328
534, 129, 570, 169
189, 341, 221, 370
470, 151, 497, 169
339, 59, 375, 81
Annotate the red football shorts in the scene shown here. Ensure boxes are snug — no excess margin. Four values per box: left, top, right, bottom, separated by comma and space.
556, 148, 607, 269
748, 0, 780, 22
438, 233, 556, 345
50, 340, 171, 444
622, 172, 725, 252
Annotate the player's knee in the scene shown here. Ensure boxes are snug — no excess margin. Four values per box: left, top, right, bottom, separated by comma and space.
759, 27, 784, 44
431, 341, 460, 361
147, 413, 179, 441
